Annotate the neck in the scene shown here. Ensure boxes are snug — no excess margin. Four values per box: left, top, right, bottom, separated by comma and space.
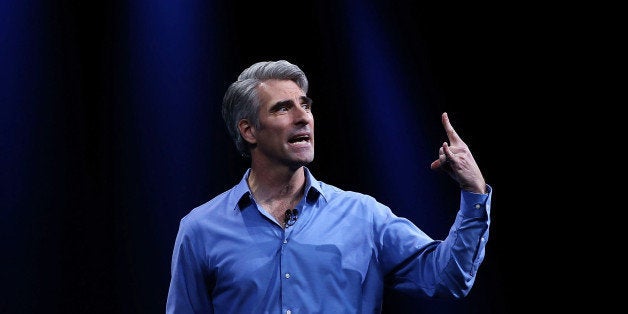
247, 164, 306, 206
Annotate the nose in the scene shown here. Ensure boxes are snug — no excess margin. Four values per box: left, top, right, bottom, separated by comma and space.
292, 104, 313, 125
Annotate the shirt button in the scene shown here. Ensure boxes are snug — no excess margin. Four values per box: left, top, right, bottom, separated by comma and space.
285, 273, 291, 279
286, 310, 292, 314
481, 237, 486, 242
283, 239, 288, 244
474, 203, 481, 209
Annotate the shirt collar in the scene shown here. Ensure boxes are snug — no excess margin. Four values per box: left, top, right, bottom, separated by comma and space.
303, 166, 326, 203
231, 167, 326, 211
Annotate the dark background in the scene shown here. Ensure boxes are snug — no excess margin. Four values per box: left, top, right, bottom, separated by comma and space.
1, 0, 580, 313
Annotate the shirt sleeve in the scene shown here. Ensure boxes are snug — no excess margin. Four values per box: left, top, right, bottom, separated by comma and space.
166, 217, 214, 313
378, 185, 492, 299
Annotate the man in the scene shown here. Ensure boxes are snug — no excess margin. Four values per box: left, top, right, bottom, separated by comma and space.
166, 60, 492, 313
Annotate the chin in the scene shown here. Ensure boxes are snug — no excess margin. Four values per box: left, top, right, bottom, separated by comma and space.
288, 155, 314, 168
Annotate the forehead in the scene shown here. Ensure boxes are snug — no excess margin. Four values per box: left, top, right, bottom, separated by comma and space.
258, 80, 304, 104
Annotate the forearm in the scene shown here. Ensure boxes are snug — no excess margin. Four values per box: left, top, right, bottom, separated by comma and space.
385, 185, 492, 298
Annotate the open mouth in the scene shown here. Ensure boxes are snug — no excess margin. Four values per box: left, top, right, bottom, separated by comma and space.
288, 134, 310, 144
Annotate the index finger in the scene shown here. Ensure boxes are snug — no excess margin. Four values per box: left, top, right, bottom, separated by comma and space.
441, 112, 462, 145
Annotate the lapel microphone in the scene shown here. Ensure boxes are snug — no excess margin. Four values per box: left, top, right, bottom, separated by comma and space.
284, 209, 298, 227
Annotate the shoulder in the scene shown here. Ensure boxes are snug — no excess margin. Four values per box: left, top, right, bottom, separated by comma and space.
318, 180, 372, 199
318, 181, 388, 212
178, 188, 234, 231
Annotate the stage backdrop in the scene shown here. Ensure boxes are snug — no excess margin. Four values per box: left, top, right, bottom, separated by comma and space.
2, 1, 521, 313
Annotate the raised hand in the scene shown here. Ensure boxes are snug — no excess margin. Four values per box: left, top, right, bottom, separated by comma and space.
430, 112, 486, 194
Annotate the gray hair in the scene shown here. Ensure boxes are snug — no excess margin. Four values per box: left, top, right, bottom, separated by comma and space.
222, 60, 309, 158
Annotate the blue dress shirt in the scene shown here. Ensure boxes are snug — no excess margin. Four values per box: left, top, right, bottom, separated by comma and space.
166, 167, 491, 313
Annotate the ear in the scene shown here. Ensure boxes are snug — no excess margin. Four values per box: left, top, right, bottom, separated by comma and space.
238, 119, 257, 145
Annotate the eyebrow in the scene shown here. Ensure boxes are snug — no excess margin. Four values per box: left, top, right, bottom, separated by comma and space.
301, 96, 313, 105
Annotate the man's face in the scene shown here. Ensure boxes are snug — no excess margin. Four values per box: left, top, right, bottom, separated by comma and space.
249, 79, 314, 169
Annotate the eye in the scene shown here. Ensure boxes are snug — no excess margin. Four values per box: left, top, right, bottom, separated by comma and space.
301, 98, 313, 112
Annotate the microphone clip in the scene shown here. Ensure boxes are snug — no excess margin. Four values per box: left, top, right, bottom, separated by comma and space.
284, 209, 298, 227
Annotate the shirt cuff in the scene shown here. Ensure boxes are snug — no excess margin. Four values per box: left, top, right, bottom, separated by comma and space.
459, 184, 492, 218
